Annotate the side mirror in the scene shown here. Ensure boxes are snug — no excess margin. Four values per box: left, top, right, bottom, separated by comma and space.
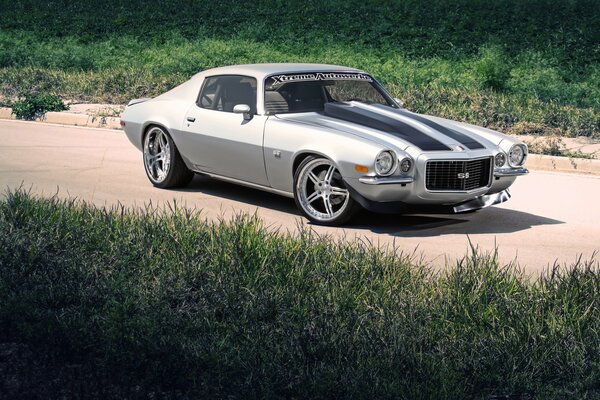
233, 104, 252, 120
393, 97, 404, 108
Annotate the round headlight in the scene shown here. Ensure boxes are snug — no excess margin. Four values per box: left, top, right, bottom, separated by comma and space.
400, 158, 412, 173
375, 151, 395, 176
495, 152, 506, 168
509, 144, 527, 167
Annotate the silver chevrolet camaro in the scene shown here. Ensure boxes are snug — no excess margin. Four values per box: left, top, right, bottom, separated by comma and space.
121, 63, 528, 225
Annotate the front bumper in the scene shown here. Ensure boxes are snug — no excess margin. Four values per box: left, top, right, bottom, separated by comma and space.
358, 176, 414, 185
494, 167, 529, 177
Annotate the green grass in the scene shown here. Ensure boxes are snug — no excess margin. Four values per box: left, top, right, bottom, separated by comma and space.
0, 189, 598, 399
0, 0, 599, 137
10, 92, 69, 120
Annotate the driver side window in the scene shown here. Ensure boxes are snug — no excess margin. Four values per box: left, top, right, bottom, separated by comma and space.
197, 75, 257, 114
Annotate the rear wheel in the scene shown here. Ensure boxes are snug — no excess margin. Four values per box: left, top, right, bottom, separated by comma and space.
294, 156, 360, 226
143, 126, 193, 188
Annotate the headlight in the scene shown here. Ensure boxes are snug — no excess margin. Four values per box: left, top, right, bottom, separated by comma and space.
400, 157, 412, 173
508, 144, 527, 167
375, 151, 396, 176
494, 152, 506, 168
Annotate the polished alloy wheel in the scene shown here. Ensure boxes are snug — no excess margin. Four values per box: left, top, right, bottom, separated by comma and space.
297, 158, 351, 222
143, 127, 172, 184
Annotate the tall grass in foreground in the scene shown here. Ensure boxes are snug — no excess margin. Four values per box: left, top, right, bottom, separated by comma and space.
0, 190, 598, 399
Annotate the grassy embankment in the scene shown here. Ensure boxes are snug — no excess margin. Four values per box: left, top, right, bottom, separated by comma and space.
0, 190, 598, 399
0, 0, 599, 137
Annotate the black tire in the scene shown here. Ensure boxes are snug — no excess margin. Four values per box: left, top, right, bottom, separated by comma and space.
142, 125, 194, 188
293, 156, 361, 226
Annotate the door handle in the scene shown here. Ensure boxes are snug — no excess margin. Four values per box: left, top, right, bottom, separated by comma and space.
186, 117, 196, 122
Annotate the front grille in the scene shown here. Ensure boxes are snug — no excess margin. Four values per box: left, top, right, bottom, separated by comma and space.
426, 157, 492, 191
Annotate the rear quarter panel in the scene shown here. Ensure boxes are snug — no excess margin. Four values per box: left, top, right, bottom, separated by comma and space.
121, 77, 202, 153
121, 100, 188, 150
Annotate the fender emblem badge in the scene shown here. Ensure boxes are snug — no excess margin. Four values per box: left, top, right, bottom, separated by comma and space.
273, 150, 282, 158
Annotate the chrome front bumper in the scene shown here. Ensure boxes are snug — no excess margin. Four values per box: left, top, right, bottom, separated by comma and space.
358, 176, 414, 185
494, 167, 529, 177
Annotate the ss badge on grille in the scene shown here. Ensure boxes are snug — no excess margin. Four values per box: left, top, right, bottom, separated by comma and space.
457, 172, 470, 179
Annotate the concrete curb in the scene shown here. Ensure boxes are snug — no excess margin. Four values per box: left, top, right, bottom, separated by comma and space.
0, 107, 13, 120
526, 154, 600, 175
1, 107, 599, 176
0, 107, 121, 130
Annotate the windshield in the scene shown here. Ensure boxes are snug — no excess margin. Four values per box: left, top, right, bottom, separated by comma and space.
264, 72, 395, 114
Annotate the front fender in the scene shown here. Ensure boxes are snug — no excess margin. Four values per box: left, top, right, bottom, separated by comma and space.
264, 117, 387, 193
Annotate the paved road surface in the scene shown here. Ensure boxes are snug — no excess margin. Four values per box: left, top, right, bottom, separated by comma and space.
1, 120, 598, 274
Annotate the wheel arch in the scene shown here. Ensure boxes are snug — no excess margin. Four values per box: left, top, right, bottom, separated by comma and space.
291, 146, 376, 181
292, 151, 332, 176
142, 121, 172, 141
292, 150, 362, 202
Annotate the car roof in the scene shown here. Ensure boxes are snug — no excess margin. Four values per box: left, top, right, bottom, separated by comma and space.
192, 63, 365, 80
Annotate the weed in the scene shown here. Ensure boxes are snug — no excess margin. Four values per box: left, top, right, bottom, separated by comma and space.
524, 135, 597, 159
11, 92, 68, 120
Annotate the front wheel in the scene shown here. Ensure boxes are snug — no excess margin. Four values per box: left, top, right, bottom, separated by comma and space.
294, 156, 360, 226
143, 126, 194, 188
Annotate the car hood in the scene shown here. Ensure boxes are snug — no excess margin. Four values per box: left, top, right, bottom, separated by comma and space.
274, 102, 502, 152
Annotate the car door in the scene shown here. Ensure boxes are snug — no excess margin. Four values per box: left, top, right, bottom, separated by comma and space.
182, 75, 269, 186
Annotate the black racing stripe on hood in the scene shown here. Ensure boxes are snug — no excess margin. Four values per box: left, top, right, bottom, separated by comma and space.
389, 106, 485, 150
323, 103, 451, 151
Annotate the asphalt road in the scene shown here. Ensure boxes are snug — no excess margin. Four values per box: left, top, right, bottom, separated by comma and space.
1, 120, 598, 274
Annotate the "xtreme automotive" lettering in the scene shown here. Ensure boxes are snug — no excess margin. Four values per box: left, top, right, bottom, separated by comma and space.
270, 72, 372, 85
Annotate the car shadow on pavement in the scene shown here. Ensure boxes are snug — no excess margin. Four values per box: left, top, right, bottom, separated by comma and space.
175, 175, 563, 237
174, 174, 300, 215
348, 206, 565, 237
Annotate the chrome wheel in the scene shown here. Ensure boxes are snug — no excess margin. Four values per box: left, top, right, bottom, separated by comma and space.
296, 158, 350, 223
143, 127, 171, 184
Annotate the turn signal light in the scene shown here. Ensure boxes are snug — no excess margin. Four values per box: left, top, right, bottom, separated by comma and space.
355, 165, 369, 173
120, 120, 126, 127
